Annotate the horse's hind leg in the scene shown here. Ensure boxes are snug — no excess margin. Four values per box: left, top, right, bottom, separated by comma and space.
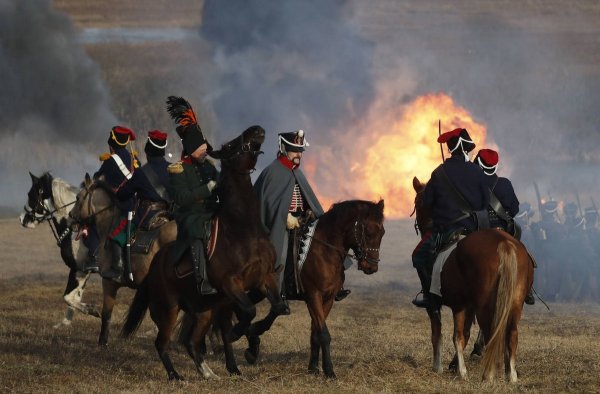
215, 307, 240, 375
452, 308, 475, 379
450, 308, 475, 371
427, 308, 443, 374
505, 312, 521, 383
222, 277, 256, 343
153, 305, 184, 380
99, 279, 119, 346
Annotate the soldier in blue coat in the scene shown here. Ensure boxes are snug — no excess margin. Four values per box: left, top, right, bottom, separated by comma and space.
412, 128, 489, 309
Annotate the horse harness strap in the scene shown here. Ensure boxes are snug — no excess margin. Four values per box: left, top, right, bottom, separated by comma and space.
433, 167, 472, 225
142, 165, 171, 202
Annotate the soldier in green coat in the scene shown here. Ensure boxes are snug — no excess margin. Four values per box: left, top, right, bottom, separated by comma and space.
167, 97, 219, 294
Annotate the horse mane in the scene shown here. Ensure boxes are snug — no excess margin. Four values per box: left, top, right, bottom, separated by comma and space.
327, 200, 384, 222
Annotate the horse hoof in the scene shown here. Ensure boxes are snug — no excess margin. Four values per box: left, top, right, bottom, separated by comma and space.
244, 349, 258, 365
98, 341, 108, 348
308, 367, 320, 375
448, 359, 458, 372
324, 371, 337, 380
168, 372, 184, 381
228, 368, 242, 376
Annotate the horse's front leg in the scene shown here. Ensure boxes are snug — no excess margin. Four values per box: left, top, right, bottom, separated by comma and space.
63, 271, 99, 318
99, 279, 119, 346
215, 306, 240, 375
222, 276, 256, 343
427, 308, 443, 373
306, 293, 336, 379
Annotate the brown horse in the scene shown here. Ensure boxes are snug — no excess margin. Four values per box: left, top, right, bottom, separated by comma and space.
121, 125, 286, 380
413, 176, 534, 382
244, 199, 385, 379
70, 174, 177, 346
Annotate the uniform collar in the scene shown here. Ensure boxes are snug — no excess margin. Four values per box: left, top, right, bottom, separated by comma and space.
146, 156, 165, 163
277, 155, 298, 170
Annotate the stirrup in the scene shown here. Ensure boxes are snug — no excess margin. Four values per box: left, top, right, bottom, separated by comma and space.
411, 291, 429, 308
524, 291, 535, 305
197, 280, 217, 296
335, 288, 351, 302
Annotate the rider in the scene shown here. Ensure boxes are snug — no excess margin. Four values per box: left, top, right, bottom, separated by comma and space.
168, 120, 219, 295
254, 130, 352, 307
474, 148, 536, 304
82, 126, 137, 276
411, 128, 489, 309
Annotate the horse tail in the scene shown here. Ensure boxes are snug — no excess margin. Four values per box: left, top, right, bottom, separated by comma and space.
121, 277, 149, 338
482, 240, 518, 380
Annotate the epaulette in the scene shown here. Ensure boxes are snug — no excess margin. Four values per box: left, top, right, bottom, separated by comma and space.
167, 161, 184, 174
205, 156, 217, 167
99, 153, 111, 162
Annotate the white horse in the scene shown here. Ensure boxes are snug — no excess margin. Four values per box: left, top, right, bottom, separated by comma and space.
20, 172, 100, 327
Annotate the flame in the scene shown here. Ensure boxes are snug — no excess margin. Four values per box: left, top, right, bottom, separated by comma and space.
309, 92, 493, 218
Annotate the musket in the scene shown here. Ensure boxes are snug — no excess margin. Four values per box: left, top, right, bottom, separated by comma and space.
575, 190, 584, 218
592, 197, 599, 217
438, 119, 445, 162
533, 182, 543, 219
125, 210, 134, 282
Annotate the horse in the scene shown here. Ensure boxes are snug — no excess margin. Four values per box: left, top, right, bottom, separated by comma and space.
69, 173, 177, 346
121, 125, 287, 380
19, 171, 100, 326
412, 176, 534, 382
243, 199, 385, 379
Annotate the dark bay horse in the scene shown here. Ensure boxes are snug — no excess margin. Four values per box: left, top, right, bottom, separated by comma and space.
413, 177, 534, 382
121, 125, 286, 380
245, 199, 385, 379
70, 174, 178, 346
19, 172, 100, 326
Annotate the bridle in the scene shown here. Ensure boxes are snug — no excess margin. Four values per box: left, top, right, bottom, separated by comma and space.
74, 182, 115, 226
219, 133, 264, 175
412, 189, 433, 237
23, 184, 76, 245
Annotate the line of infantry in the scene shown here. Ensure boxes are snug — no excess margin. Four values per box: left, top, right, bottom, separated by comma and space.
80, 122, 350, 306
80, 119, 533, 309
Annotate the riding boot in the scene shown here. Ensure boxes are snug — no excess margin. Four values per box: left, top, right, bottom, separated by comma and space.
103, 241, 123, 280
83, 250, 100, 274
191, 239, 217, 295
335, 288, 351, 301
412, 266, 432, 308
524, 287, 535, 305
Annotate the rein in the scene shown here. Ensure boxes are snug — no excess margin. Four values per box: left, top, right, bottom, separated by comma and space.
219, 133, 263, 175
24, 192, 77, 245
304, 220, 380, 265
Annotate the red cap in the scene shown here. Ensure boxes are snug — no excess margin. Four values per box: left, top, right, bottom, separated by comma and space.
477, 149, 499, 166
148, 130, 167, 141
437, 128, 463, 143
113, 126, 136, 141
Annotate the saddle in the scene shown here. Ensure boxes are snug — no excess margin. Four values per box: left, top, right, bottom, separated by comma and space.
174, 217, 219, 278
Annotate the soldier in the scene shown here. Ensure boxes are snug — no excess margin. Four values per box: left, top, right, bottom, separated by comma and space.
411, 128, 489, 309
168, 117, 219, 295
254, 130, 351, 309
532, 200, 564, 301
515, 202, 536, 249
81, 126, 137, 276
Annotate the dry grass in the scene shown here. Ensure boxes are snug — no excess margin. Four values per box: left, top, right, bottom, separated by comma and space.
2, 219, 600, 393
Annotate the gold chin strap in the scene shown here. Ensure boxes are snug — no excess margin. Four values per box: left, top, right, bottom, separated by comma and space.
110, 129, 130, 146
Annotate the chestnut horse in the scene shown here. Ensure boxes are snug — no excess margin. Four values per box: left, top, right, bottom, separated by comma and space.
413, 177, 534, 382
244, 199, 385, 379
121, 125, 286, 380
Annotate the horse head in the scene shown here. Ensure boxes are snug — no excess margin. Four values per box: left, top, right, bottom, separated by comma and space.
20, 172, 54, 228
354, 199, 386, 275
209, 125, 265, 173
412, 176, 433, 238
70, 173, 114, 225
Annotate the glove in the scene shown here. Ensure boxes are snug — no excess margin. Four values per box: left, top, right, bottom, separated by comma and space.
207, 180, 217, 192
286, 213, 300, 230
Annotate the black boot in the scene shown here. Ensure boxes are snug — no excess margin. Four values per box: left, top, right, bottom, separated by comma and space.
103, 242, 123, 280
335, 288, 351, 301
83, 251, 100, 273
191, 239, 217, 295
412, 266, 432, 308
525, 287, 535, 305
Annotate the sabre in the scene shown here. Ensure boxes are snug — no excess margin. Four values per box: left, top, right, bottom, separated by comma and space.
125, 210, 134, 282
438, 119, 445, 162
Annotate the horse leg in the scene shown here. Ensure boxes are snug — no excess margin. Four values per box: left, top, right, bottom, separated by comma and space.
471, 328, 485, 358
183, 309, 220, 379
152, 304, 184, 381
452, 308, 469, 379
450, 307, 476, 371
306, 294, 336, 379
308, 320, 320, 374
215, 307, 240, 375
222, 278, 256, 343
427, 308, 443, 373
505, 310, 521, 383
98, 279, 119, 346
63, 271, 99, 318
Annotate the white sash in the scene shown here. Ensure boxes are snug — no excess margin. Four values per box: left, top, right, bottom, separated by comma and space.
111, 153, 133, 180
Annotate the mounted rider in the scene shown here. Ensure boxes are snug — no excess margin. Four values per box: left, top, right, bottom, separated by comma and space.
166, 96, 219, 295
254, 130, 351, 308
411, 128, 489, 309
82, 126, 137, 276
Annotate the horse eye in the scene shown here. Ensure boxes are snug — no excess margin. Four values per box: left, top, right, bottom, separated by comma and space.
39, 188, 43, 194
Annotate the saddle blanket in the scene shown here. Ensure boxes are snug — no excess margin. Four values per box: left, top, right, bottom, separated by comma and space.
297, 219, 318, 271
430, 235, 465, 297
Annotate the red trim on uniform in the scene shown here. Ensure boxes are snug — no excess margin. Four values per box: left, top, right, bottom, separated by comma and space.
277, 155, 297, 170
412, 231, 433, 256
109, 218, 128, 238
181, 155, 193, 164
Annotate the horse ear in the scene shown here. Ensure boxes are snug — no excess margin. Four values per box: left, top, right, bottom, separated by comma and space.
208, 150, 222, 160
29, 171, 38, 183
377, 199, 384, 212
84, 173, 92, 186
412, 176, 423, 192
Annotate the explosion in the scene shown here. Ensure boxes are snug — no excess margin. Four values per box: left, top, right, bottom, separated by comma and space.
310, 92, 492, 218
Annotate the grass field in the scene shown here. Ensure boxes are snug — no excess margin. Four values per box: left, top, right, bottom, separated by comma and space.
2, 218, 599, 393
